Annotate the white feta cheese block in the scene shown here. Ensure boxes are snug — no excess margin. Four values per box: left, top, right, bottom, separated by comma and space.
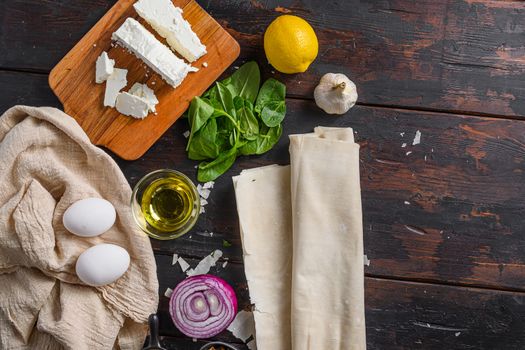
95, 51, 115, 83
129, 83, 158, 113
134, 0, 207, 62
103, 68, 128, 107
115, 92, 150, 119
112, 18, 197, 88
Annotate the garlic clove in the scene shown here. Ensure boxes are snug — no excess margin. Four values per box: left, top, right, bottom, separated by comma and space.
314, 73, 358, 115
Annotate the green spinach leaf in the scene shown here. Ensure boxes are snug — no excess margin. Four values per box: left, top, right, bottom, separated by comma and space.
186, 97, 214, 149
222, 61, 260, 103
197, 146, 238, 182
239, 124, 282, 156
186, 62, 286, 181
216, 82, 236, 117
261, 100, 286, 127
255, 78, 286, 114
188, 118, 219, 160
238, 103, 259, 139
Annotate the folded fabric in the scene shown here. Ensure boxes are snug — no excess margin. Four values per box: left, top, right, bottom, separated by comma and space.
0, 106, 159, 350
233, 127, 366, 350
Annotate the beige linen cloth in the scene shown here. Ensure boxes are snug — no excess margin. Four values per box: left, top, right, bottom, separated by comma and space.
233, 127, 366, 350
0, 106, 159, 349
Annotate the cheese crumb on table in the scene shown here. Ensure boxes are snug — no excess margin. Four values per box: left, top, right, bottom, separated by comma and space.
177, 257, 190, 272
412, 130, 422, 145
186, 249, 223, 276
164, 287, 173, 298
227, 310, 256, 343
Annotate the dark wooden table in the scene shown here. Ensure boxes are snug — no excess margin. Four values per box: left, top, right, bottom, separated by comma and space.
2, 1, 525, 348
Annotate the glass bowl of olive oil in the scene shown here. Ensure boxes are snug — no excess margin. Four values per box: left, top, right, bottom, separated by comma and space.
131, 169, 200, 240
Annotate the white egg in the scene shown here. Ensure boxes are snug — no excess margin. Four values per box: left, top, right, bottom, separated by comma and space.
75, 243, 130, 286
63, 198, 116, 237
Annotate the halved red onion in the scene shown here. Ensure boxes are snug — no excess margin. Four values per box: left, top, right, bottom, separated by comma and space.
169, 274, 238, 339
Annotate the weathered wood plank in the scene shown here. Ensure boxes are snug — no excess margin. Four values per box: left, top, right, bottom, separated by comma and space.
154, 254, 525, 349
0, 71, 60, 112
2, 71, 525, 291
209, 0, 525, 117
1, 0, 525, 117
0, 0, 113, 71
125, 99, 525, 291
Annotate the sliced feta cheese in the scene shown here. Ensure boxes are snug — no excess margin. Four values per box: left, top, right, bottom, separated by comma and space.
95, 51, 115, 83
129, 83, 159, 112
115, 92, 150, 119
134, 0, 207, 62
112, 18, 196, 88
103, 68, 127, 107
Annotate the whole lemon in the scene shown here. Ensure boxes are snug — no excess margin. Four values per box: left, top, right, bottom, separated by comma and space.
264, 15, 319, 74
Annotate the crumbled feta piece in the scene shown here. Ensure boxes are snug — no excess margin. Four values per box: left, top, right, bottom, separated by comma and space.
183, 130, 190, 138
103, 68, 127, 107
177, 257, 190, 272
412, 130, 421, 145
227, 310, 256, 342
164, 287, 173, 298
95, 52, 115, 83
172, 253, 179, 265
401, 143, 407, 148
134, 0, 207, 62
129, 82, 158, 112
203, 181, 214, 189
186, 249, 223, 276
115, 92, 150, 119
363, 254, 371, 266
197, 185, 211, 200
202, 62, 208, 68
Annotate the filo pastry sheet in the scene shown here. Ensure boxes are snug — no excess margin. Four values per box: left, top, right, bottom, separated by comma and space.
233, 126, 366, 350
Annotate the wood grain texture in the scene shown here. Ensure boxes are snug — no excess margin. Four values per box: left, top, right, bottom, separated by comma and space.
114, 99, 525, 291
3, 1, 525, 347
48, 0, 240, 160
153, 255, 525, 349
206, 0, 525, 118
0, 71, 61, 112
2, 0, 525, 118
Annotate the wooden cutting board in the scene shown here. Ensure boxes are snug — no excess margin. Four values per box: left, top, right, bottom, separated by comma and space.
49, 0, 240, 160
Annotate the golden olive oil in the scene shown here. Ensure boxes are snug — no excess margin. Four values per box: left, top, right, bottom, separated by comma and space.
140, 174, 198, 234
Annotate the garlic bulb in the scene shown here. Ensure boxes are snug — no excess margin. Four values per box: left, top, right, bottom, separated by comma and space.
314, 73, 358, 115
